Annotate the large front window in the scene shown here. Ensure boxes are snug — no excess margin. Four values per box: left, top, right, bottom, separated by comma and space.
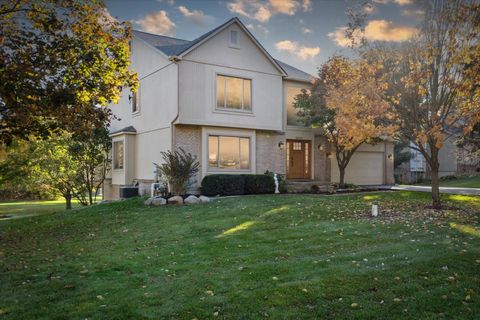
208, 135, 250, 169
216, 75, 251, 111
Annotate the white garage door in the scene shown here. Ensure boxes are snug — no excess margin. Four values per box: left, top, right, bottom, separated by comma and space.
331, 152, 384, 185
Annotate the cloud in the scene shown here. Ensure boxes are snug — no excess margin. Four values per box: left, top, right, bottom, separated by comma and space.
302, 0, 312, 12
157, 0, 175, 5
254, 4, 271, 22
364, 20, 417, 41
275, 40, 320, 60
373, 0, 413, 5
246, 23, 269, 35
302, 27, 312, 34
227, 0, 306, 22
328, 20, 417, 47
136, 10, 175, 36
402, 8, 425, 19
178, 5, 211, 24
269, 0, 298, 15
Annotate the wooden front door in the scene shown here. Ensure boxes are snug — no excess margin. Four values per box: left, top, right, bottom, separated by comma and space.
286, 140, 311, 179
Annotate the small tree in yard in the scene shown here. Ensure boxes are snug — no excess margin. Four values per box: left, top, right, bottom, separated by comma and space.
70, 127, 111, 205
154, 148, 200, 196
294, 55, 396, 187
361, 0, 480, 207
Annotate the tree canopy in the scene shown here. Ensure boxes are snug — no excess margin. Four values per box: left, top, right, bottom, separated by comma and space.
0, 0, 137, 143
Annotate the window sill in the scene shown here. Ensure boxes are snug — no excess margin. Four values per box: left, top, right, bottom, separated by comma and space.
113, 168, 125, 172
213, 109, 254, 116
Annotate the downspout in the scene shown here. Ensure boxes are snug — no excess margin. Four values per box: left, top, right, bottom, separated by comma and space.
170, 56, 181, 150
384, 141, 387, 185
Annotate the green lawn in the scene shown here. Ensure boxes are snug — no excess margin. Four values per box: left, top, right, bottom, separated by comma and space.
0, 199, 81, 220
419, 176, 480, 188
1, 192, 479, 319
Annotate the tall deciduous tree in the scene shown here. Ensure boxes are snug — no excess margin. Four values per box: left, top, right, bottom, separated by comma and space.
0, 0, 137, 143
363, 0, 480, 207
295, 55, 396, 187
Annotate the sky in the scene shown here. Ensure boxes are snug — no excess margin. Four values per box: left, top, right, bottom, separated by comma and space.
105, 0, 423, 75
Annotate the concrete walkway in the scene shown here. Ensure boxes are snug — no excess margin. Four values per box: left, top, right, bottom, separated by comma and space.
376, 185, 480, 196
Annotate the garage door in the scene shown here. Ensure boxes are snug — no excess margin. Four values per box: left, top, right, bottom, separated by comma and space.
331, 152, 384, 185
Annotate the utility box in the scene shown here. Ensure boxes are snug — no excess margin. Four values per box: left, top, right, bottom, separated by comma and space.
119, 186, 139, 199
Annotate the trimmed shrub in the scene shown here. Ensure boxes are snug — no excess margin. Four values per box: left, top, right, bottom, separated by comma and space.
242, 174, 275, 194
201, 174, 275, 196
201, 174, 245, 196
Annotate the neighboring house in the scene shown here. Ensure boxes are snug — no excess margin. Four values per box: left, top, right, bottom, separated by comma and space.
395, 136, 470, 183
103, 18, 394, 200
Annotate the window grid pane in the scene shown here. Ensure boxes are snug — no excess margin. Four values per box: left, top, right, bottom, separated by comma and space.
208, 135, 250, 170
114, 141, 124, 169
216, 75, 251, 111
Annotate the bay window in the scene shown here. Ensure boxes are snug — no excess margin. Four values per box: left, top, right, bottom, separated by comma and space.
113, 141, 124, 170
208, 135, 250, 170
216, 75, 251, 111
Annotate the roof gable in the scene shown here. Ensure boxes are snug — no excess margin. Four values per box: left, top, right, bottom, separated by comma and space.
132, 18, 315, 81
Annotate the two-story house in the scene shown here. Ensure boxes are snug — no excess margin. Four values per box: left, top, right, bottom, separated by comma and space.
103, 17, 394, 200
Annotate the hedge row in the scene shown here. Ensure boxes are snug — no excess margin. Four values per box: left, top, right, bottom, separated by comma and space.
201, 174, 275, 196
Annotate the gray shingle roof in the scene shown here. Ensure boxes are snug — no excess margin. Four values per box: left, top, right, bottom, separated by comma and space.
133, 18, 313, 83
110, 126, 137, 135
275, 59, 315, 83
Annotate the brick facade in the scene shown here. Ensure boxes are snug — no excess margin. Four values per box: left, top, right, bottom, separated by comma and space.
256, 131, 286, 176
173, 124, 202, 191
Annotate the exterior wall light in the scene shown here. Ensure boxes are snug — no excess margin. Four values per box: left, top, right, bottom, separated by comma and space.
278, 141, 284, 150
388, 154, 393, 160
317, 144, 324, 151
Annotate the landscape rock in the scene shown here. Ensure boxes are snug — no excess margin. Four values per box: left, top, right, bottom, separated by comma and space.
184, 195, 201, 204
168, 196, 183, 205
199, 195, 210, 203
150, 197, 167, 206
144, 197, 153, 206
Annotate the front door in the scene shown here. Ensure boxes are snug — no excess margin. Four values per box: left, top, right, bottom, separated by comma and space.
286, 140, 311, 179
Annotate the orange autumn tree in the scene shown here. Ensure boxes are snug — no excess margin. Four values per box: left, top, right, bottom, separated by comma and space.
363, 0, 480, 207
295, 55, 396, 187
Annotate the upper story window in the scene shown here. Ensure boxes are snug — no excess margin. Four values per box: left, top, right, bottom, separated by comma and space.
216, 75, 251, 112
229, 29, 239, 48
208, 135, 250, 170
131, 86, 140, 113
286, 86, 304, 126
113, 141, 124, 170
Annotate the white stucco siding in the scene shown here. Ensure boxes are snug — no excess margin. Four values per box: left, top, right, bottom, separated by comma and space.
184, 24, 280, 75
110, 36, 178, 133
178, 60, 283, 131
135, 128, 171, 180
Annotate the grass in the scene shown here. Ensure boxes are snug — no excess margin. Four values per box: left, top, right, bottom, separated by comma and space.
1, 191, 479, 319
418, 176, 480, 188
0, 199, 81, 220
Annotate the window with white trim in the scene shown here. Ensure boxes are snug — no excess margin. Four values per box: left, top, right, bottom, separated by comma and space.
216, 75, 251, 111
208, 135, 250, 169
113, 141, 124, 169
131, 87, 140, 113
229, 29, 239, 47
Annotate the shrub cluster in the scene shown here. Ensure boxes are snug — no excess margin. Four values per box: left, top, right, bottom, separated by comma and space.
201, 174, 276, 196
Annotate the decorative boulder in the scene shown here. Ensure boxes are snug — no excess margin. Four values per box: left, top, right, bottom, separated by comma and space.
199, 195, 210, 203
184, 195, 201, 204
168, 196, 184, 205
151, 197, 167, 206
144, 197, 153, 206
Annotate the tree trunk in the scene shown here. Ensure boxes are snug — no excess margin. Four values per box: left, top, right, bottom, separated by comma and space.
339, 166, 346, 188
88, 189, 93, 205
430, 161, 441, 208
65, 191, 72, 210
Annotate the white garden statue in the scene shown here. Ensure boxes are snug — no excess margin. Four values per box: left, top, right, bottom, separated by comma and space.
371, 204, 378, 217
274, 173, 280, 194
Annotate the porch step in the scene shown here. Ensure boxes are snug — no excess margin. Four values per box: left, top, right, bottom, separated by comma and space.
285, 180, 332, 193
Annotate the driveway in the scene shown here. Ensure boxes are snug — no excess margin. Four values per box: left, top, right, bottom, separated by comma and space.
377, 185, 480, 196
